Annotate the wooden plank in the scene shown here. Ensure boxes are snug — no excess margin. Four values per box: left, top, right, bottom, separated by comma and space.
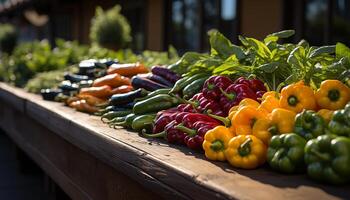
0, 83, 26, 112
0, 100, 162, 200
0, 82, 349, 200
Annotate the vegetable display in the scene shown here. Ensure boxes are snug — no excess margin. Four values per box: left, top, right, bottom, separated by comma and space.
4, 29, 350, 186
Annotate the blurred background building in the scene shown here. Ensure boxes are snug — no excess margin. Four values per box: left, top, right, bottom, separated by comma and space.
0, 0, 349, 53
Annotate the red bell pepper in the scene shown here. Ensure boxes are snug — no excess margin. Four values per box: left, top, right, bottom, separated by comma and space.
189, 93, 225, 116
202, 76, 233, 100
175, 120, 220, 149
144, 120, 186, 144
219, 83, 257, 114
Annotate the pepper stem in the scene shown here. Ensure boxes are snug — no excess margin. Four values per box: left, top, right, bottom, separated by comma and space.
267, 125, 279, 135
219, 88, 236, 101
210, 140, 224, 152
175, 124, 197, 137
328, 89, 340, 102
310, 149, 330, 161
288, 95, 298, 106
142, 130, 166, 138
238, 137, 252, 157
207, 110, 231, 127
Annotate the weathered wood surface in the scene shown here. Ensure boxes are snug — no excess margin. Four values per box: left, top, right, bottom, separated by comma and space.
0, 82, 349, 200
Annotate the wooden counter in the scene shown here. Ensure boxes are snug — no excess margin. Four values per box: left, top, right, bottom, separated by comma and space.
0, 83, 349, 200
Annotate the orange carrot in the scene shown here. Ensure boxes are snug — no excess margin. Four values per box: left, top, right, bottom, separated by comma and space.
77, 94, 107, 106
110, 85, 133, 95
79, 85, 112, 99
107, 62, 148, 76
69, 100, 99, 114
92, 73, 131, 88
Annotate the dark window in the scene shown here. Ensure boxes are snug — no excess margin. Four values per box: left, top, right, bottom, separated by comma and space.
166, 0, 239, 53
304, 0, 327, 45
285, 0, 350, 46
117, 0, 146, 51
332, 0, 350, 45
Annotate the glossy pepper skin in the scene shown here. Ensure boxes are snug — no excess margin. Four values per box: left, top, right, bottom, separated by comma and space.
234, 77, 267, 98
258, 91, 280, 113
304, 135, 350, 184
294, 110, 325, 140
279, 81, 317, 113
328, 104, 350, 137
233, 106, 268, 135
252, 108, 296, 145
203, 126, 235, 161
315, 80, 350, 110
317, 109, 334, 124
202, 76, 233, 100
152, 109, 179, 133
267, 133, 306, 173
143, 120, 186, 144
219, 83, 257, 115
225, 135, 267, 169
176, 121, 220, 150
190, 93, 224, 116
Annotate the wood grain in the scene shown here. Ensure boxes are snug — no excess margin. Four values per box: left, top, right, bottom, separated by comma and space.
0, 82, 349, 200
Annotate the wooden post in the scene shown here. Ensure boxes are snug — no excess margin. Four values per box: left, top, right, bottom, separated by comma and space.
145, 0, 164, 51
239, 0, 284, 39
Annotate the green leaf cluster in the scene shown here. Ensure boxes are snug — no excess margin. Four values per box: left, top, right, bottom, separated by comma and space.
0, 23, 17, 54
170, 29, 350, 91
90, 5, 132, 50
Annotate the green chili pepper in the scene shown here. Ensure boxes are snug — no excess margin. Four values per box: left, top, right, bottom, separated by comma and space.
131, 114, 156, 131
108, 116, 127, 127
133, 94, 180, 114
182, 76, 208, 99
304, 134, 350, 184
294, 110, 325, 140
101, 110, 132, 123
113, 113, 139, 129
267, 133, 307, 173
170, 73, 208, 94
135, 88, 171, 102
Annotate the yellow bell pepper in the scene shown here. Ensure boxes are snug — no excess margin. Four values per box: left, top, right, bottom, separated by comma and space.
279, 81, 317, 113
317, 109, 334, 124
228, 98, 260, 119
225, 135, 267, 169
226, 99, 261, 134
232, 106, 268, 135
258, 91, 280, 113
203, 126, 235, 161
252, 108, 296, 145
315, 80, 350, 110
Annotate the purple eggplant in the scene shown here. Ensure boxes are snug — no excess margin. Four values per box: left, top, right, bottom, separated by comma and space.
148, 74, 174, 87
131, 76, 168, 91
151, 66, 181, 83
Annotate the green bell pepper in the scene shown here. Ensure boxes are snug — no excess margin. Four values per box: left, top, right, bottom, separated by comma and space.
328, 104, 350, 137
267, 133, 307, 173
304, 134, 350, 184
131, 114, 156, 131
294, 110, 325, 140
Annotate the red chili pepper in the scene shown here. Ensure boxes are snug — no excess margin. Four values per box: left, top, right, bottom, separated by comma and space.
175, 121, 220, 150
249, 79, 266, 92
182, 113, 220, 128
234, 77, 266, 92
202, 76, 233, 100
219, 83, 257, 114
144, 120, 186, 144
189, 93, 225, 116
153, 108, 179, 133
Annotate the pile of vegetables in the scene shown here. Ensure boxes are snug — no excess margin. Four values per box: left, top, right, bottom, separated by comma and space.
6, 29, 350, 185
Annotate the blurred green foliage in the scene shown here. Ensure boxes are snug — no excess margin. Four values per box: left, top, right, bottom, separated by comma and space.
90, 5, 132, 50
0, 23, 17, 54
